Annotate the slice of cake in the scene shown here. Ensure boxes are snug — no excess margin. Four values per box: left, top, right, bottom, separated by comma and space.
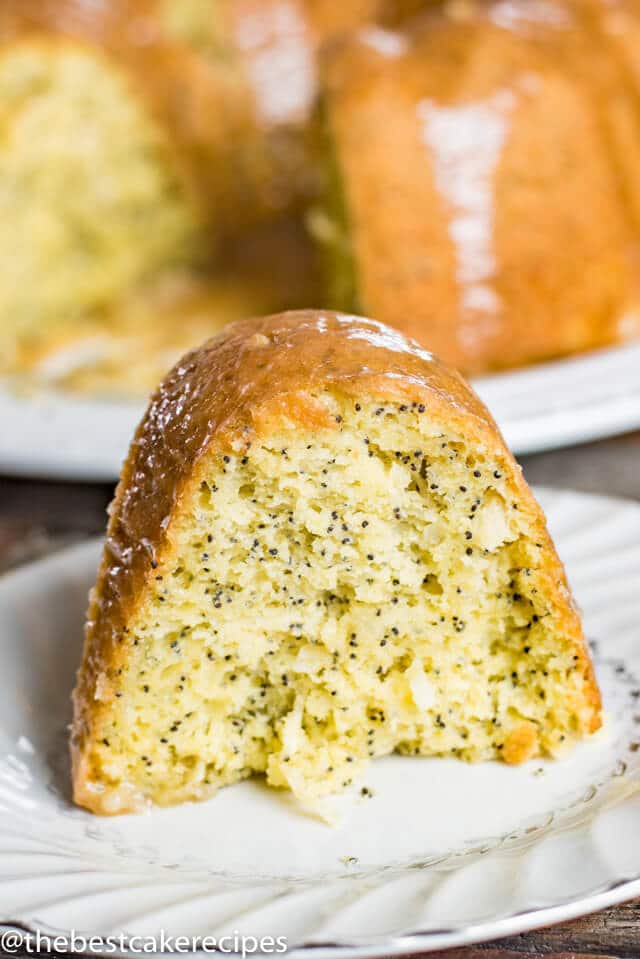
71, 310, 601, 815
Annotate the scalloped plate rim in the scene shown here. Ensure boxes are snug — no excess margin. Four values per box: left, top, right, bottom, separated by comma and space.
3, 879, 640, 959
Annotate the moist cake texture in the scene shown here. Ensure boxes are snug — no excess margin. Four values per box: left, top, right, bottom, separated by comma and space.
72, 310, 601, 815
0, 38, 199, 352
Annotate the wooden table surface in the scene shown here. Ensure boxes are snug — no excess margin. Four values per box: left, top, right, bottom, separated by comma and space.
1, 430, 639, 959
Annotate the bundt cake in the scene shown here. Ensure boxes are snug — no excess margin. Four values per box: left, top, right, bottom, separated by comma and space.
0, 0, 423, 390
313, 0, 640, 374
71, 310, 601, 816
0, 0, 424, 241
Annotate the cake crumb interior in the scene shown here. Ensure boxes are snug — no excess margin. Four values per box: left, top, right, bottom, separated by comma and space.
89, 395, 594, 809
0, 41, 198, 351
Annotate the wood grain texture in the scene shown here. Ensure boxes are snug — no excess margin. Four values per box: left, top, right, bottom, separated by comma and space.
467, 899, 640, 957
0, 430, 639, 957
0, 475, 110, 573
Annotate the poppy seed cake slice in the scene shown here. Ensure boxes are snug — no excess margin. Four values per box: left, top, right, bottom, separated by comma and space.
71, 310, 601, 815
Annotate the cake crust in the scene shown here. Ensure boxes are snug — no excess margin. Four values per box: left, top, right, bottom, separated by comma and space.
72, 310, 601, 813
318, 0, 640, 373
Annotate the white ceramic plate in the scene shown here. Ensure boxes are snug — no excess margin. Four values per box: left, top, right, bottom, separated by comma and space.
1, 487, 640, 957
3, 341, 640, 481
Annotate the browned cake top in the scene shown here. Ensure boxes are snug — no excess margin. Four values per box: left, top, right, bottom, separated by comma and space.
125, 308, 494, 484
111, 309, 496, 586
321, 0, 640, 372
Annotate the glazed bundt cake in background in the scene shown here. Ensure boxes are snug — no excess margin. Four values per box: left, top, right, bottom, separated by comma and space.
0, 0, 312, 387
72, 310, 601, 816
0, 0, 281, 235
4, 0, 640, 394
0, 0, 424, 393
0, 0, 429, 239
312, 0, 640, 374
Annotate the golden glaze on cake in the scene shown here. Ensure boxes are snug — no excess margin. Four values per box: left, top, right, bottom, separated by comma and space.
318, 0, 640, 373
72, 310, 600, 814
